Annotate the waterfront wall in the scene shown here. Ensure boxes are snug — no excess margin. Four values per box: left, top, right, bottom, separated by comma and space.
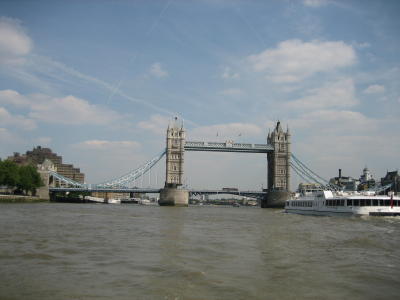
0, 195, 48, 203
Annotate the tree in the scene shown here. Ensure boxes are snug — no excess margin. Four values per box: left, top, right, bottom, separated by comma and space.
16, 165, 43, 195
0, 160, 19, 188
0, 161, 43, 195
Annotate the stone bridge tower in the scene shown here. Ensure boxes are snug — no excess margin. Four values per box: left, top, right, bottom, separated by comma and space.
159, 117, 189, 206
165, 117, 185, 187
267, 121, 291, 190
264, 121, 291, 208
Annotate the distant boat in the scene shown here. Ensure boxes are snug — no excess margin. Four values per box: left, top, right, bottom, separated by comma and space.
85, 196, 105, 203
138, 199, 152, 205
108, 198, 121, 204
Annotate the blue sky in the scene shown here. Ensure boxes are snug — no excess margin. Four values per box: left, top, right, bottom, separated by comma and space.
0, 0, 399, 190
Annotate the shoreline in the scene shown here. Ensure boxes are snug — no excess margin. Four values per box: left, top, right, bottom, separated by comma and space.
0, 195, 49, 203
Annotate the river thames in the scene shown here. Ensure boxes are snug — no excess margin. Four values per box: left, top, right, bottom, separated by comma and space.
1, 203, 399, 300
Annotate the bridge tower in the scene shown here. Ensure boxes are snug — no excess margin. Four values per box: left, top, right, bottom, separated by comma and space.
165, 118, 185, 186
159, 117, 189, 206
263, 121, 291, 208
36, 159, 56, 200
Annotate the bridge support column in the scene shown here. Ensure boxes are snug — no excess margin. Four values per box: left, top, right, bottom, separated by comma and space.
36, 159, 57, 200
159, 187, 189, 206
36, 170, 50, 200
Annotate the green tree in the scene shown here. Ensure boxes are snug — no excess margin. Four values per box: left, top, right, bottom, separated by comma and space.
17, 165, 43, 195
0, 160, 20, 188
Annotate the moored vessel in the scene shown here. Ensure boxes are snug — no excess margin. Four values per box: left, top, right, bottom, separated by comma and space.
285, 189, 400, 217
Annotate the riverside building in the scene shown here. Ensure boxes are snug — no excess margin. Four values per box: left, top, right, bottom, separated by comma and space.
8, 146, 85, 185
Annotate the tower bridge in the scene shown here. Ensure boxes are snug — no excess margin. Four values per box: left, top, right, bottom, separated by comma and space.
41, 119, 291, 208
160, 118, 290, 207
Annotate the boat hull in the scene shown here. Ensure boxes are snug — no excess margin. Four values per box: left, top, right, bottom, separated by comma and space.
285, 208, 354, 217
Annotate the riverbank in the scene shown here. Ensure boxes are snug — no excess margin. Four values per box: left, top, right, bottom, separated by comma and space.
0, 195, 49, 203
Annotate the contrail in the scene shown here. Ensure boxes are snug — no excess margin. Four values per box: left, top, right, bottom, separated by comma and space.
106, 79, 123, 105
146, 0, 173, 36
106, 0, 172, 105
30, 54, 200, 127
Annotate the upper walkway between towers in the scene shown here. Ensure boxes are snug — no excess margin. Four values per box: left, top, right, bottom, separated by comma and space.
184, 141, 274, 153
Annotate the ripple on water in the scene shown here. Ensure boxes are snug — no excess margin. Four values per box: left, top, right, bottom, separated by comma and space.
19, 253, 57, 260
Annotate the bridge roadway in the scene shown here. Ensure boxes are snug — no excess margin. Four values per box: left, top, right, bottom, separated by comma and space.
49, 187, 266, 198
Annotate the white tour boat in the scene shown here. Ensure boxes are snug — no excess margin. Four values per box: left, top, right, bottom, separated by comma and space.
285, 189, 400, 217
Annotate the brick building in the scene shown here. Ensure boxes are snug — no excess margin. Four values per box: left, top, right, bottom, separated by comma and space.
8, 146, 85, 185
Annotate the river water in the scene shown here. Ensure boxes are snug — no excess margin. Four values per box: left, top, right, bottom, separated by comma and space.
0, 203, 399, 300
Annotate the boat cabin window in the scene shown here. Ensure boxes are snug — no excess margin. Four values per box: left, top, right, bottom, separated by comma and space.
347, 199, 399, 207
326, 199, 345, 207
291, 201, 313, 207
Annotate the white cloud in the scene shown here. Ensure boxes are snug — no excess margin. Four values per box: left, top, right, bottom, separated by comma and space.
73, 140, 141, 150
71, 140, 144, 183
28, 95, 121, 125
219, 88, 244, 97
35, 136, 52, 146
285, 78, 358, 110
248, 39, 356, 82
0, 127, 25, 148
137, 114, 170, 135
291, 109, 377, 134
0, 127, 12, 140
0, 89, 124, 126
222, 67, 240, 79
149, 62, 168, 78
363, 84, 385, 94
189, 123, 262, 140
293, 133, 399, 182
0, 17, 32, 65
0, 89, 30, 107
303, 0, 329, 7
288, 113, 397, 185
0, 107, 36, 130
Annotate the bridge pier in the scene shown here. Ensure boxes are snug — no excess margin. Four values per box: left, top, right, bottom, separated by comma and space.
261, 190, 291, 208
159, 186, 189, 207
